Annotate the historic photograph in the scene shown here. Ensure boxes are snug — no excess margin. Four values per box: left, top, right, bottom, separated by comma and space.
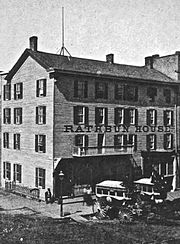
1, 0, 180, 243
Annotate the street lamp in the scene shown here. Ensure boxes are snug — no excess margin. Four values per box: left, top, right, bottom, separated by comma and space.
59, 170, 64, 217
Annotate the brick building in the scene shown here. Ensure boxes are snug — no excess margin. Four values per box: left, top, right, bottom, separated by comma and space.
1, 36, 180, 199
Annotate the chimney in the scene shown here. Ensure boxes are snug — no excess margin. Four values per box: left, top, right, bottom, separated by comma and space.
145, 56, 153, 69
29, 36, 38, 51
106, 54, 114, 64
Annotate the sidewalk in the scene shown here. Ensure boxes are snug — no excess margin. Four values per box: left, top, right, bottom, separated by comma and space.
0, 189, 97, 219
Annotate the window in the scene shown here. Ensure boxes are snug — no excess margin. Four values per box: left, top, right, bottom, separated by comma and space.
115, 84, 124, 100
35, 135, 46, 153
147, 109, 157, 126
114, 108, 124, 125
73, 106, 89, 125
14, 108, 22, 124
75, 134, 88, 148
74, 80, 88, 98
3, 162, 11, 180
3, 132, 9, 148
124, 108, 138, 126
95, 82, 108, 99
155, 161, 173, 176
4, 84, 11, 100
164, 110, 173, 126
114, 134, 127, 149
3, 108, 11, 124
164, 89, 171, 103
95, 107, 108, 125
164, 134, 173, 150
35, 168, 45, 189
13, 164, 22, 183
36, 106, 46, 124
147, 134, 156, 150
36, 79, 46, 97
129, 134, 137, 151
124, 85, 138, 102
14, 134, 20, 150
14, 83, 23, 100
147, 87, 157, 102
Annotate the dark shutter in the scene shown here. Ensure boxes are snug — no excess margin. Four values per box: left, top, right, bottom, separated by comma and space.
124, 109, 130, 126
43, 79, 46, 96
14, 84, 16, 100
154, 135, 157, 150
95, 83, 98, 99
14, 134, 16, 149
13, 164, 15, 181
43, 106, 46, 124
171, 134, 173, 149
135, 109, 138, 125
35, 135, 38, 152
85, 107, 89, 125
42, 169, 45, 189
163, 134, 167, 150
9, 84, 11, 100
163, 111, 167, 126
147, 110, 150, 126
3, 109, 5, 124
20, 83, 23, 99
95, 107, 99, 125
3, 85, 6, 100
35, 168, 38, 187
3, 162, 5, 179
171, 111, 174, 126
123, 85, 128, 100
114, 108, 118, 125
36, 107, 38, 124
19, 165, 22, 183
154, 110, 157, 125
85, 135, 89, 149
74, 80, 78, 97
134, 87, 138, 101
43, 135, 46, 153
9, 108, 11, 124
36, 80, 39, 97
105, 83, 108, 99
14, 109, 16, 124
105, 108, 108, 125
20, 108, 22, 124
3, 133, 5, 148
73, 106, 78, 125
124, 135, 128, 146
74, 135, 78, 146
134, 135, 137, 151
114, 135, 117, 147
84, 81, 88, 98
146, 135, 150, 151
115, 84, 118, 100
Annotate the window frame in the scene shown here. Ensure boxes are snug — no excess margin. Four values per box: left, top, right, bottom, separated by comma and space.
74, 80, 88, 98
164, 110, 173, 126
36, 79, 46, 97
147, 134, 156, 150
14, 83, 23, 100
13, 164, 22, 183
14, 108, 22, 125
114, 108, 124, 125
95, 82, 108, 99
4, 83, 11, 100
147, 87, 157, 102
35, 135, 46, 153
147, 109, 157, 126
164, 133, 173, 150
3, 132, 9, 149
3, 108, 11, 124
95, 107, 108, 125
14, 133, 20, 150
35, 168, 45, 189
3, 161, 11, 180
36, 106, 46, 125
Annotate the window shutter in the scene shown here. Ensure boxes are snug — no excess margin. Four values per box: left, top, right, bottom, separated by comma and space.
43, 79, 46, 96
154, 110, 157, 125
74, 80, 78, 97
3, 85, 6, 100
84, 81, 88, 98
85, 135, 89, 148
3, 109, 5, 124
114, 135, 117, 147
154, 135, 157, 150
9, 84, 11, 100
135, 109, 138, 125
114, 108, 118, 125
14, 84, 16, 100
171, 111, 174, 126
134, 87, 138, 101
163, 111, 167, 126
85, 107, 89, 125
171, 134, 173, 149
124, 109, 130, 126
146, 135, 150, 151
35, 168, 38, 187
43, 106, 46, 124
9, 108, 11, 124
134, 135, 137, 151
35, 135, 38, 152
43, 135, 46, 153
14, 109, 16, 124
20, 83, 23, 99
105, 108, 108, 125
95, 107, 99, 125
3, 162, 5, 179
105, 83, 108, 99
13, 164, 16, 181
164, 134, 167, 150
20, 108, 22, 124
73, 106, 78, 125
14, 134, 16, 149
74, 135, 79, 146
147, 110, 150, 126
36, 107, 38, 124
114, 84, 118, 100
123, 85, 128, 100
42, 169, 45, 189
95, 83, 98, 99
36, 80, 39, 97
124, 135, 128, 146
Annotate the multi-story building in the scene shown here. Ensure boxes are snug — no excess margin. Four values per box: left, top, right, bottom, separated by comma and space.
1, 36, 180, 199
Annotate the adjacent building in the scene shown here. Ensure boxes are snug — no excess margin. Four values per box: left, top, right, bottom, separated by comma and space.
1, 36, 180, 199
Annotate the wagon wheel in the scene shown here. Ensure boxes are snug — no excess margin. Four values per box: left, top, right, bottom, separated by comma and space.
118, 208, 133, 223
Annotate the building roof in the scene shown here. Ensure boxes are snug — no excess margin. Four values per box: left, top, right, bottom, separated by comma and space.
96, 180, 125, 189
134, 178, 154, 185
5, 49, 176, 83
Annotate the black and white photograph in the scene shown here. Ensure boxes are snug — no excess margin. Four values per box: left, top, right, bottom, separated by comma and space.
1, 0, 180, 243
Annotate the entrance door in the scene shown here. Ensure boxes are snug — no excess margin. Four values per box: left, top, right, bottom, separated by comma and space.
98, 134, 105, 154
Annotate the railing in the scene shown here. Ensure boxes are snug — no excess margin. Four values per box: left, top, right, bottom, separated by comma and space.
73, 145, 133, 157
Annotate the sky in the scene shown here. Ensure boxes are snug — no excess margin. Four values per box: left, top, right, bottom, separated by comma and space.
1, 0, 180, 72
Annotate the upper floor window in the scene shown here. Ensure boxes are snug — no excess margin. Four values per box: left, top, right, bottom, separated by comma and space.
14, 133, 20, 150
129, 134, 137, 151
163, 89, 171, 103
95, 82, 108, 99
14, 108, 22, 124
75, 134, 88, 148
114, 108, 124, 125
35, 168, 45, 189
35, 135, 46, 153
36, 106, 46, 125
14, 83, 23, 100
4, 84, 11, 100
3, 132, 9, 149
164, 134, 173, 150
114, 134, 127, 149
95, 107, 108, 125
147, 109, 157, 126
124, 85, 138, 102
74, 106, 89, 125
36, 79, 46, 97
74, 80, 88, 98
115, 84, 124, 100
147, 87, 157, 102
124, 108, 138, 126
13, 164, 22, 183
3, 162, 11, 180
147, 134, 156, 150
3, 108, 11, 124
164, 110, 173, 126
